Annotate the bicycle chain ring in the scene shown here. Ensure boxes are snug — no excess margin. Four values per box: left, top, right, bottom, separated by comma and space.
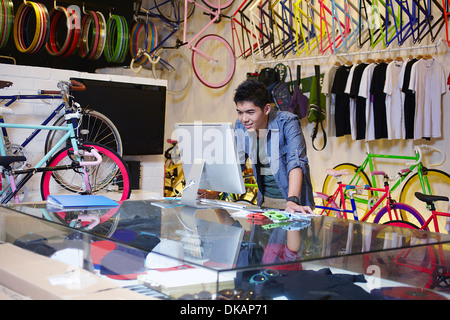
6, 144, 28, 170
431, 265, 450, 289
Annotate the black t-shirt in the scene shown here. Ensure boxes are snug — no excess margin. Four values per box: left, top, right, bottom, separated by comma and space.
401, 59, 418, 139
370, 62, 388, 139
331, 65, 353, 137
350, 63, 370, 140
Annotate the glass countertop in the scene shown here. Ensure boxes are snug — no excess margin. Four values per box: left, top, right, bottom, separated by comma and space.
3, 199, 450, 272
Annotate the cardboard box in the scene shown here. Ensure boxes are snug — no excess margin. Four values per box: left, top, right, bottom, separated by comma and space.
0, 243, 156, 300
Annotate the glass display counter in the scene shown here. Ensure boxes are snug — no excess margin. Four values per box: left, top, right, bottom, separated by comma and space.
1, 199, 450, 300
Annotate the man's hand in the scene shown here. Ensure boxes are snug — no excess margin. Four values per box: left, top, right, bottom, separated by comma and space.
197, 189, 220, 199
285, 201, 314, 214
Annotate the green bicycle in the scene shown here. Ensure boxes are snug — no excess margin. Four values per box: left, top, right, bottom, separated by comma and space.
322, 144, 450, 232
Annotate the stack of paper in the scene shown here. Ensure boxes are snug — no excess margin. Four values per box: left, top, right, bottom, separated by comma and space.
138, 268, 235, 298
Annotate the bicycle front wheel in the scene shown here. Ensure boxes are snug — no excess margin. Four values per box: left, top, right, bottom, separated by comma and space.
400, 169, 450, 232
201, 0, 235, 10
154, 47, 193, 95
322, 163, 372, 220
191, 34, 235, 89
40, 142, 131, 201
45, 110, 123, 156
373, 202, 426, 229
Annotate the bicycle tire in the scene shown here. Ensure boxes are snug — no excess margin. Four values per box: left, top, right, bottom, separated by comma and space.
191, 34, 236, 88
44, 110, 123, 156
399, 168, 450, 232
201, 0, 235, 10
153, 47, 193, 95
40, 142, 131, 201
322, 163, 372, 220
373, 202, 426, 229
154, 0, 194, 23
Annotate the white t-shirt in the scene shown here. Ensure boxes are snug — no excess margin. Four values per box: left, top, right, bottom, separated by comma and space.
409, 59, 446, 139
322, 65, 339, 137
358, 63, 377, 141
384, 60, 405, 139
345, 64, 358, 140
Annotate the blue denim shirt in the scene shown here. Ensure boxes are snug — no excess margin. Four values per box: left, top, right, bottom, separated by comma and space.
234, 109, 314, 208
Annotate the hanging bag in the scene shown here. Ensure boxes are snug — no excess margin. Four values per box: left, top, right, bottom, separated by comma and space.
271, 63, 292, 111
288, 65, 308, 119
307, 65, 327, 151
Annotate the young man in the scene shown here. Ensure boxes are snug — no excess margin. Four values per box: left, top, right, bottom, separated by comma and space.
234, 79, 314, 214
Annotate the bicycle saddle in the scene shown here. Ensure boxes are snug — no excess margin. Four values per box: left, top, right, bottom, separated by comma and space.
0, 156, 26, 168
0, 80, 13, 89
325, 168, 350, 177
415, 192, 449, 204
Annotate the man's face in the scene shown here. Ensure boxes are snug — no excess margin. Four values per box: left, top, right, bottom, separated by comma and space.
236, 101, 271, 131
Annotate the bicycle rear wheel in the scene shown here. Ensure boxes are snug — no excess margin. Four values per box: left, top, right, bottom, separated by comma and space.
155, 0, 194, 23
400, 169, 450, 232
322, 163, 372, 220
45, 110, 123, 156
373, 202, 426, 229
191, 34, 235, 88
40, 142, 131, 201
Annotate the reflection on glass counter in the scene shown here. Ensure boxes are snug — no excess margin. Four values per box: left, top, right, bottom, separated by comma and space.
1, 199, 450, 300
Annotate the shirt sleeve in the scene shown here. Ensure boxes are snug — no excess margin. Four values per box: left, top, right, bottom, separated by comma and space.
283, 116, 309, 174
384, 62, 392, 95
409, 62, 418, 93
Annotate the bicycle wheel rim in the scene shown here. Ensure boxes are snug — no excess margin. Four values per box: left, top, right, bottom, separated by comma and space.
373, 202, 425, 229
201, 0, 235, 10
45, 111, 123, 156
0, 0, 14, 49
156, 47, 192, 95
191, 34, 235, 88
41, 143, 131, 201
400, 169, 450, 232
155, 0, 194, 23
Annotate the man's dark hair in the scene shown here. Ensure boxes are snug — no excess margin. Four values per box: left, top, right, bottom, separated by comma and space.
233, 79, 271, 110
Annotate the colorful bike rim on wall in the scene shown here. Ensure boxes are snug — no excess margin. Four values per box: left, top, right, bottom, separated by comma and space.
13, 1, 50, 54
129, 18, 158, 66
45, 5, 81, 57
0, 0, 14, 49
78, 9, 106, 60
104, 14, 129, 63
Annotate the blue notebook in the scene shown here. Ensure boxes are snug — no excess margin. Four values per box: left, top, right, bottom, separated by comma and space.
47, 195, 119, 211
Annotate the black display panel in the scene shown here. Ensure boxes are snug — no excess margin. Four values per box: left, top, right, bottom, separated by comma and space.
71, 78, 166, 155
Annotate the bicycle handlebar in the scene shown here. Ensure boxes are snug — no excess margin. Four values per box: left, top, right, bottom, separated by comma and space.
79, 148, 103, 167
39, 80, 86, 95
69, 80, 86, 92
406, 144, 446, 167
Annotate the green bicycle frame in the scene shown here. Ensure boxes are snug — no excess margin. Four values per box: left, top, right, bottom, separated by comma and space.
350, 150, 433, 206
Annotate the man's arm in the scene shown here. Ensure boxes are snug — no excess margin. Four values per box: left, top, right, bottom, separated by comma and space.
285, 167, 313, 214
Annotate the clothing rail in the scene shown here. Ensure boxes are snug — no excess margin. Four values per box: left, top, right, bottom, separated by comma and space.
253, 38, 446, 65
